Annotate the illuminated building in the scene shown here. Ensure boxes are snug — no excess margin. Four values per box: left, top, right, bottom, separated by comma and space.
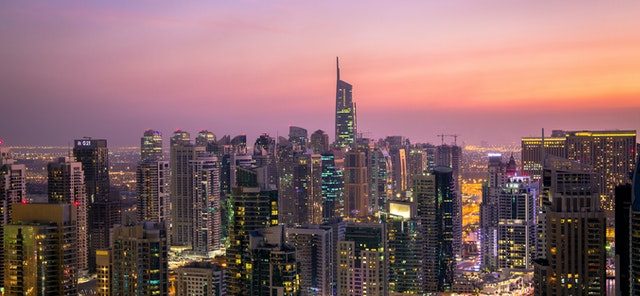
292, 153, 323, 225
0, 147, 26, 287
141, 129, 163, 162
435, 144, 462, 258
497, 176, 537, 270
534, 157, 606, 295
343, 150, 368, 218
615, 183, 632, 296
520, 136, 566, 181
96, 222, 168, 296
4, 203, 77, 295
321, 153, 343, 222
136, 160, 170, 224
334, 57, 357, 149
226, 176, 279, 295
407, 147, 427, 191
387, 200, 423, 294
170, 131, 202, 246
73, 137, 119, 271
289, 126, 308, 151
196, 130, 217, 151
47, 156, 89, 275
175, 261, 226, 296
191, 153, 222, 254
631, 153, 640, 295
390, 147, 407, 195
369, 148, 392, 214
249, 225, 300, 296
286, 225, 334, 296
480, 153, 506, 271
310, 130, 330, 154
337, 222, 387, 296
414, 167, 456, 292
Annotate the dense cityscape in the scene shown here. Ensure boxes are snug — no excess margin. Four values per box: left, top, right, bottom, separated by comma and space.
0, 56, 638, 296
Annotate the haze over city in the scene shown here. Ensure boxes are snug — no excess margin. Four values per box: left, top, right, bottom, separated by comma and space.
2, 1, 640, 146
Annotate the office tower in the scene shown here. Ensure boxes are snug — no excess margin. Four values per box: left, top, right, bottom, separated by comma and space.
435, 144, 462, 258
334, 57, 357, 149
321, 153, 343, 222
497, 176, 537, 270
310, 130, 330, 154
248, 225, 300, 296
0, 148, 26, 287
390, 147, 408, 194
96, 222, 169, 296
407, 147, 427, 189
286, 225, 334, 296
630, 153, 640, 295
343, 150, 368, 218
175, 261, 226, 296
291, 153, 323, 225
414, 167, 456, 292
4, 203, 77, 295
226, 181, 279, 295
137, 160, 170, 223
615, 183, 632, 296
387, 200, 423, 294
196, 130, 217, 150
369, 148, 392, 213
191, 154, 222, 253
141, 129, 163, 162
521, 136, 566, 181
337, 222, 387, 296
534, 158, 606, 295
289, 126, 308, 151
74, 138, 119, 271
47, 156, 89, 274
170, 131, 202, 246
254, 133, 277, 156
480, 153, 507, 271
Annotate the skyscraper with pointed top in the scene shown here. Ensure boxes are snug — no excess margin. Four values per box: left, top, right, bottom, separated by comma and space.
335, 57, 357, 149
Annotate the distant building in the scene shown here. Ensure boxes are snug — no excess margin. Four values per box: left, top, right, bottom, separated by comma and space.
248, 225, 300, 296
521, 136, 566, 181
387, 200, 423, 294
334, 57, 357, 149
310, 130, 330, 154
369, 148, 392, 214
435, 144, 462, 258
136, 160, 170, 224
321, 153, 343, 222
630, 153, 640, 295
286, 225, 334, 296
337, 222, 387, 296
141, 129, 163, 162
343, 150, 368, 218
289, 126, 308, 151
497, 176, 537, 270
292, 153, 323, 225
96, 222, 169, 296
175, 261, 226, 296
4, 203, 77, 295
480, 153, 507, 271
48, 156, 89, 274
615, 183, 632, 296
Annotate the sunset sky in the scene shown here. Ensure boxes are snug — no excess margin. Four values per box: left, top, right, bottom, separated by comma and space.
1, 1, 640, 146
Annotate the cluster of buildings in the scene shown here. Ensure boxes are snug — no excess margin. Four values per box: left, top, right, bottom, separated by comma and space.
0, 58, 638, 296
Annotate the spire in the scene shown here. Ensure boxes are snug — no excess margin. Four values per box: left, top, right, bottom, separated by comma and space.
336, 56, 340, 81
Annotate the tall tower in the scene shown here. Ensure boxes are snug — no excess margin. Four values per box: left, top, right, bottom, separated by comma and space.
286, 225, 334, 296
47, 156, 89, 275
630, 153, 640, 295
343, 150, 368, 218
337, 222, 387, 296
191, 153, 221, 254
387, 200, 423, 294
141, 129, 163, 162
334, 57, 357, 149
170, 131, 201, 246
248, 225, 300, 296
0, 147, 26, 288
321, 152, 343, 222
497, 176, 537, 270
73, 138, 118, 271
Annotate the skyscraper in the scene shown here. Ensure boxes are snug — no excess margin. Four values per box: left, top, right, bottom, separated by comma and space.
310, 130, 330, 154
292, 153, 323, 225
334, 57, 357, 149
47, 156, 89, 275
630, 153, 640, 295
414, 167, 456, 292
337, 222, 387, 296
137, 160, 170, 224
521, 136, 566, 181
615, 183, 632, 296
387, 200, 423, 294
141, 129, 163, 162
96, 222, 169, 296
321, 153, 343, 222
0, 147, 26, 287
497, 176, 537, 270
435, 144, 462, 258
286, 225, 334, 296
534, 157, 606, 295
175, 261, 226, 296
73, 138, 119, 271
480, 153, 508, 271
4, 203, 77, 295
170, 131, 202, 246
289, 126, 308, 151
248, 225, 300, 296
343, 150, 368, 218
369, 148, 392, 214
191, 154, 222, 254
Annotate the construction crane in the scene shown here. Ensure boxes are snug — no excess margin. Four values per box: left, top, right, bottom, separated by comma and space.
437, 134, 460, 146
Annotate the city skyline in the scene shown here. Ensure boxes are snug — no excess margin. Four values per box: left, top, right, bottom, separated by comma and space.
2, 1, 640, 146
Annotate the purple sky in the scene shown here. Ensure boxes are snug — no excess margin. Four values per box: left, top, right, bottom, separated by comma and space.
1, 1, 640, 146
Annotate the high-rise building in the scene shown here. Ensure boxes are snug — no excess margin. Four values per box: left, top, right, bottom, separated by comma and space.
321, 153, 343, 222
497, 176, 537, 270
343, 150, 368, 218
291, 153, 323, 225
521, 136, 566, 181
286, 225, 334, 296
310, 130, 330, 154
534, 158, 606, 295
334, 57, 357, 149
191, 154, 222, 254
0, 147, 26, 287
175, 261, 226, 296
141, 129, 163, 162
47, 156, 89, 274
630, 153, 640, 295
414, 167, 456, 292
248, 225, 300, 296
337, 222, 387, 296
289, 126, 308, 151
96, 222, 169, 296
196, 130, 217, 150
73, 138, 119, 271
480, 153, 506, 271
137, 160, 170, 224
4, 203, 77, 295
615, 183, 632, 296
407, 147, 427, 190
226, 182, 279, 295
390, 147, 407, 195
369, 148, 392, 214
435, 144, 462, 258
387, 200, 423, 294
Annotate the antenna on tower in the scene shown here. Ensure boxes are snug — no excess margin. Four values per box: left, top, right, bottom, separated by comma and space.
336, 56, 340, 81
